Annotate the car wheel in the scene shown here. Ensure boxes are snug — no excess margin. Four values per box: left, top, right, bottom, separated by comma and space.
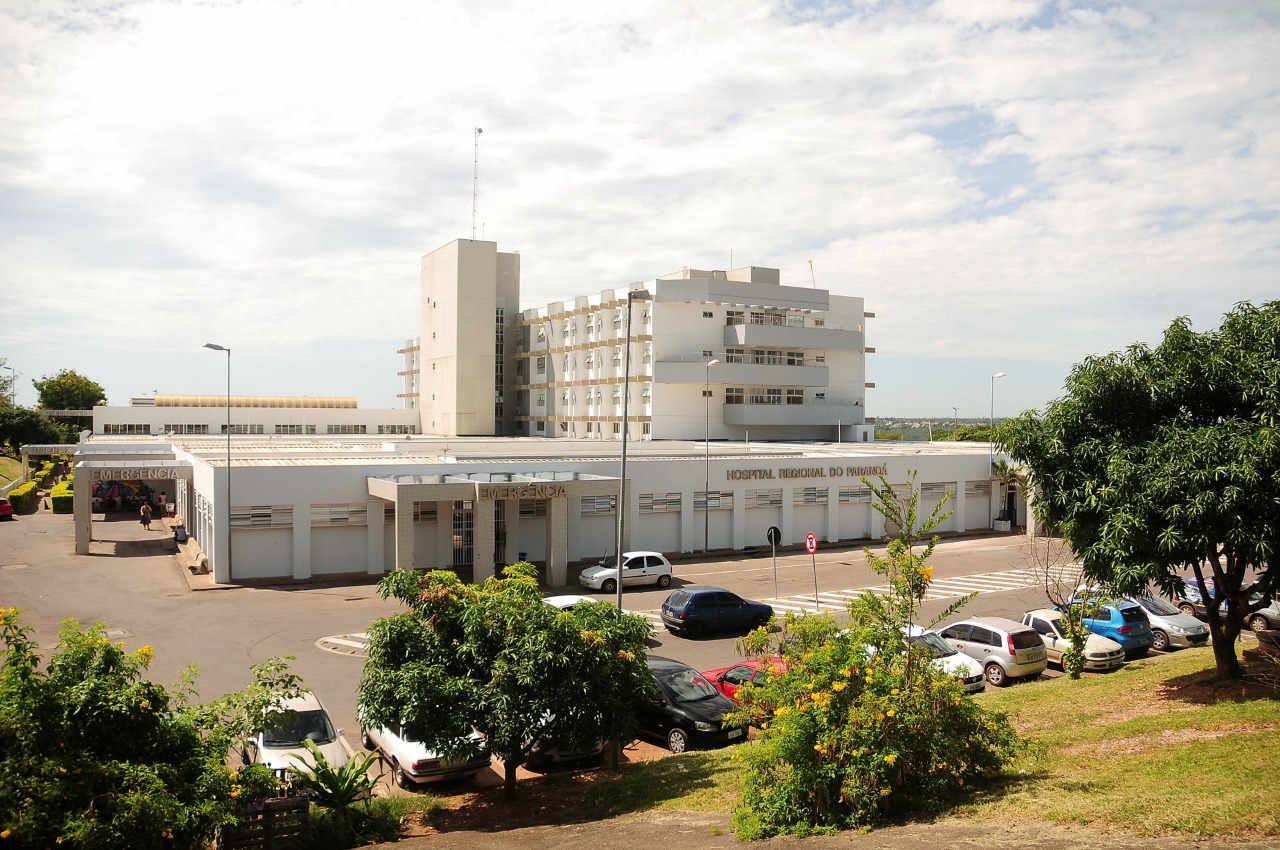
984, 662, 1006, 687
656, 574, 671, 588
1151, 630, 1169, 652
1178, 602, 1196, 617
752, 613, 770, 629
601, 579, 617, 594
361, 729, 375, 750
393, 759, 413, 791
1249, 614, 1269, 632
667, 728, 691, 754
684, 621, 705, 639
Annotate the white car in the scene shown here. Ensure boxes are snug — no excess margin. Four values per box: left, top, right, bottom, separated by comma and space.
578, 551, 673, 593
360, 723, 491, 789
542, 594, 600, 611
1021, 609, 1126, 671
252, 692, 350, 775
904, 625, 987, 694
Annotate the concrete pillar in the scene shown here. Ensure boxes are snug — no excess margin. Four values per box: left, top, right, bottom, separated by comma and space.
395, 491, 415, 571
547, 497, 569, 587
366, 499, 385, 575
732, 488, 746, 550
74, 464, 91, 554
473, 499, 495, 583
293, 500, 312, 580
434, 501, 452, 569
952, 480, 965, 532
503, 499, 521, 564
782, 490, 795, 544
827, 487, 840, 543
680, 488, 696, 553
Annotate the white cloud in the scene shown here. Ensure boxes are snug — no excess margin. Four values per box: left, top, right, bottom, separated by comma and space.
1, 0, 1276, 416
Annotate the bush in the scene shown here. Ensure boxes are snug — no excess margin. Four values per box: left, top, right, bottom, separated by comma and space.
728, 473, 1023, 838
307, 795, 444, 850
50, 480, 73, 513
6, 481, 37, 513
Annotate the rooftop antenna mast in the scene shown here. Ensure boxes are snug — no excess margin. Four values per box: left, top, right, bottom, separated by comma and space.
471, 127, 483, 240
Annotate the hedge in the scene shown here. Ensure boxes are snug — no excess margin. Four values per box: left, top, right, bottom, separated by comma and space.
50, 480, 73, 513
7, 481, 39, 513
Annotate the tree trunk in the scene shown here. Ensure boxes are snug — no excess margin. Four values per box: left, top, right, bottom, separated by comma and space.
1210, 625, 1244, 679
504, 759, 519, 799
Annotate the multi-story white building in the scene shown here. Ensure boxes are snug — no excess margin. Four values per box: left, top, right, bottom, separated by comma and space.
512, 264, 874, 442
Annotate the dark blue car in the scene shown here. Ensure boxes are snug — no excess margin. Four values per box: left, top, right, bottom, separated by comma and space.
660, 586, 773, 638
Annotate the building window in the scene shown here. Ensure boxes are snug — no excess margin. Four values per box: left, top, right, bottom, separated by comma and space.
746, 488, 783, 508
536, 393, 545, 406
702, 350, 713, 357
310, 503, 368, 526
814, 355, 826, 364
748, 388, 783, 405
786, 389, 804, 405
580, 496, 616, 516
537, 325, 546, 342
163, 424, 209, 435
613, 311, 623, 326
726, 310, 744, 326
378, 424, 416, 435
451, 500, 474, 567
702, 311, 713, 318
725, 348, 745, 363
642, 422, 652, 435
725, 387, 744, 405
612, 346, 622, 364
965, 481, 991, 497
694, 491, 733, 511
536, 421, 545, 432
793, 487, 829, 506
921, 482, 954, 499
813, 318, 826, 327
104, 423, 152, 435
584, 352, 594, 368
223, 424, 264, 435
326, 424, 368, 435
275, 424, 316, 435
642, 344, 651, 364
786, 351, 805, 365
536, 357, 546, 374
639, 492, 681, 513
519, 499, 547, 518
641, 383, 652, 400
231, 505, 293, 529
613, 422, 621, 434
585, 422, 594, 432
838, 486, 873, 503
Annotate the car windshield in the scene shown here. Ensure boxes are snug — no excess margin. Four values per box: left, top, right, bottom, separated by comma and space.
263, 709, 337, 747
1136, 594, 1180, 616
911, 633, 956, 659
655, 667, 720, 703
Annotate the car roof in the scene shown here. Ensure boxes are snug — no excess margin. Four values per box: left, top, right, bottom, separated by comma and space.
1023, 608, 1061, 619
543, 594, 598, 609
670, 585, 728, 595
953, 616, 1033, 633
279, 692, 324, 712
647, 655, 695, 671
621, 551, 664, 558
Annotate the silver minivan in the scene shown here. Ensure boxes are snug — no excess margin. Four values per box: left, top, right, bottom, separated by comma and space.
1125, 594, 1210, 651
939, 616, 1049, 687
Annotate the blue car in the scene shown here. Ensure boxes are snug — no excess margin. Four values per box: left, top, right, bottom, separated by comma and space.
1058, 600, 1153, 658
660, 586, 773, 638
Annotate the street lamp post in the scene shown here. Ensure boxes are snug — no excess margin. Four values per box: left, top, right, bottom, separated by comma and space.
989, 372, 1006, 527
952, 406, 959, 436
203, 343, 232, 580
703, 359, 720, 553
2, 365, 15, 406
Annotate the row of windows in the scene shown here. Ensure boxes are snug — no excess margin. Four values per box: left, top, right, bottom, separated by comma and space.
108, 423, 415, 436
533, 345, 653, 374
639, 492, 681, 513
724, 388, 806, 405
723, 309, 822, 328
723, 348, 812, 366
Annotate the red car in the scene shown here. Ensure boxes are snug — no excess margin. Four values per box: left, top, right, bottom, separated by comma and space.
0, 497, 13, 520
701, 656, 786, 701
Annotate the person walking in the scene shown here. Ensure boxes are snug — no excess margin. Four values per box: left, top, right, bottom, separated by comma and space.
140, 502, 153, 531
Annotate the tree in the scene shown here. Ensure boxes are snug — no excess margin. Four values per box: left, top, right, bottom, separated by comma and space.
0, 359, 14, 407
999, 300, 1280, 680
0, 610, 301, 850
726, 474, 1020, 838
357, 562, 654, 798
0, 407, 67, 455
33, 370, 106, 412
1021, 536, 1092, 678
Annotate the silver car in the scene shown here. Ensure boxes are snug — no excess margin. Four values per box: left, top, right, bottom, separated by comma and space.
938, 616, 1048, 687
1126, 594, 1210, 651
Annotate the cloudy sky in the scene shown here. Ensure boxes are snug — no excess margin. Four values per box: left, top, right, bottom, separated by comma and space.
2, 0, 1276, 419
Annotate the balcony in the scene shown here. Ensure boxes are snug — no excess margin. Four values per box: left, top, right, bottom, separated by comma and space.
723, 322, 863, 351
722, 400, 863, 427
653, 359, 828, 387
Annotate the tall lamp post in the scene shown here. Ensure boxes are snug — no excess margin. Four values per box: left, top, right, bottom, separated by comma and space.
951, 406, 959, 436
703, 359, 720, 553
203, 343, 232, 580
2, 365, 15, 406
989, 372, 1006, 526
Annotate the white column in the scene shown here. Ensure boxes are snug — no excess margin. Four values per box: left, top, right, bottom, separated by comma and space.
366, 499, 385, 575
293, 500, 312, 580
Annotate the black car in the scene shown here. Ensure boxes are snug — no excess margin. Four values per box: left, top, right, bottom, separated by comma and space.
638, 656, 745, 753
660, 586, 773, 638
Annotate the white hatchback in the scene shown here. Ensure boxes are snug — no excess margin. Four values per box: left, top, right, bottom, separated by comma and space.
252, 692, 349, 775
578, 551, 673, 593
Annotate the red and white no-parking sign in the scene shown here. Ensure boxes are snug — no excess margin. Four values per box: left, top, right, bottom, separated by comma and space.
805, 532, 818, 554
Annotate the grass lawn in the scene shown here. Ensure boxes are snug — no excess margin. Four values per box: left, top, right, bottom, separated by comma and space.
0, 455, 22, 487
589, 643, 1280, 838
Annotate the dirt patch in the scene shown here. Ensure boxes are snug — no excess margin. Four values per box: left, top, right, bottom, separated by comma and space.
1062, 722, 1279, 758
1154, 646, 1280, 706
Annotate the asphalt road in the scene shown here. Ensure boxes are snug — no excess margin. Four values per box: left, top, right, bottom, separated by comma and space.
0, 508, 1059, 743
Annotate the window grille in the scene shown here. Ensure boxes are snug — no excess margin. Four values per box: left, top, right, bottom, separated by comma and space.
378, 424, 417, 434
639, 492, 681, 513
793, 487, 829, 506
580, 495, 616, 516
838, 486, 873, 503
786, 389, 804, 405
725, 387, 744, 404
310, 503, 368, 526
231, 505, 293, 529
105, 423, 152, 435
920, 482, 954, 498
694, 491, 734, 511
519, 499, 547, 518
412, 502, 438, 522
746, 488, 783, 508
326, 424, 367, 435
965, 480, 991, 496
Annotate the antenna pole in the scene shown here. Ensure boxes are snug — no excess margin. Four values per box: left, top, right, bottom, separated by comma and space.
471, 127, 483, 240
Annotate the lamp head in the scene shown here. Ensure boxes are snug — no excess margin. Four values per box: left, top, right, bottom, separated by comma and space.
203, 343, 229, 352
992, 371, 1006, 379
707, 359, 721, 367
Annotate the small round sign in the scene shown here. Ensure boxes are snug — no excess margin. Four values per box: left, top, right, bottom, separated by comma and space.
805, 532, 818, 554
766, 526, 782, 546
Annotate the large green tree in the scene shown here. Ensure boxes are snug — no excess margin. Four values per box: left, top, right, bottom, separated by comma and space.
358, 562, 654, 798
1000, 301, 1279, 679
33, 369, 106, 411
0, 407, 68, 455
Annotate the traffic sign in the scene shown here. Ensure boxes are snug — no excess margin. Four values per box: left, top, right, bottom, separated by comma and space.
766, 526, 781, 546
805, 532, 817, 554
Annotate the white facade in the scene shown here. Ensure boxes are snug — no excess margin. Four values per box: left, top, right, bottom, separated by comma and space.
512, 266, 874, 442
92, 396, 420, 437
71, 434, 1015, 587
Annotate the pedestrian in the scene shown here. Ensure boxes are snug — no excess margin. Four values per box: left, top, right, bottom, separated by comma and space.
140, 502, 153, 531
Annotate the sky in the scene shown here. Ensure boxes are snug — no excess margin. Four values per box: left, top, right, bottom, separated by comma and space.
1, 0, 1276, 419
